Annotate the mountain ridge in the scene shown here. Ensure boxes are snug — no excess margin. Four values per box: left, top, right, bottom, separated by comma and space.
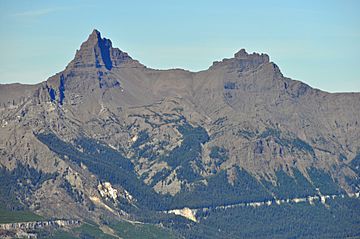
0, 29, 359, 238
1, 29, 357, 97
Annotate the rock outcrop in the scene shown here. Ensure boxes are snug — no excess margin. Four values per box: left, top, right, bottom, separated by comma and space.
0, 29, 359, 231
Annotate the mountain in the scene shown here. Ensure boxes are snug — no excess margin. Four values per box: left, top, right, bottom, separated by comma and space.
0, 29, 360, 238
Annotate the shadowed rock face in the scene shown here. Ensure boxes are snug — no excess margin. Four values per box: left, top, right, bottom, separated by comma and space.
68, 29, 135, 70
0, 29, 359, 224
97, 32, 112, 70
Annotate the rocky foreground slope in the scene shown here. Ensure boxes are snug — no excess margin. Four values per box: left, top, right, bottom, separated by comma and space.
0, 30, 359, 238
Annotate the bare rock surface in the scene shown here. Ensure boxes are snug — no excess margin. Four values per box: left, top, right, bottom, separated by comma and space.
0, 29, 359, 222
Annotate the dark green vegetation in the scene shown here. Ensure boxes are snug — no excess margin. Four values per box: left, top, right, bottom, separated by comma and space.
51, 230, 78, 239
261, 167, 345, 204
307, 167, 344, 194
0, 164, 56, 210
163, 124, 209, 168
209, 146, 228, 169
48, 221, 179, 239
131, 130, 150, 149
72, 223, 116, 239
109, 220, 179, 239
36, 122, 211, 210
34, 127, 360, 239
61, 179, 84, 203
262, 169, 316, 199
347, 153, 360, 192
36, 132, 167, 211
171, 167, 271, 209
261, 168, 343, 199
350, 153, 360, 175
35, 222, 116, 239
37, 128, 348, 211
0, 205, 43, 223
259, 128, 316, 158
135, 123, 210, 185
162, 124, 209, 183
176, 198, 360, 239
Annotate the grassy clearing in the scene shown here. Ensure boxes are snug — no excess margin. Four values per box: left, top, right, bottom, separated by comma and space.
110, 220, 179, 239
0, 206, 43, 223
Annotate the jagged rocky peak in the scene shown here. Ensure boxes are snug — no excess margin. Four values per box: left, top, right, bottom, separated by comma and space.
234, 48, 269, 64
68, 29, 139, 70
211, 48, 270, 71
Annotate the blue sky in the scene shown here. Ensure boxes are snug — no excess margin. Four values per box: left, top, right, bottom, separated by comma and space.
0, 0, 359, 92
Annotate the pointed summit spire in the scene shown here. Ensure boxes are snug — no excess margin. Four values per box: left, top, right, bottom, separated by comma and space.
67, 29, 138, 70
87, 29, 102, 43
91, 29, 101, 36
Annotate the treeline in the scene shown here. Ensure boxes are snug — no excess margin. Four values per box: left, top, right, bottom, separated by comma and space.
174, 198, 360, 239
0, 163, 56, 210
37, 133, 170, 211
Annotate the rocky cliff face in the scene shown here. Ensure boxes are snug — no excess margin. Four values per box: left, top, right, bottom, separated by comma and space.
0, 30, 359, 235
